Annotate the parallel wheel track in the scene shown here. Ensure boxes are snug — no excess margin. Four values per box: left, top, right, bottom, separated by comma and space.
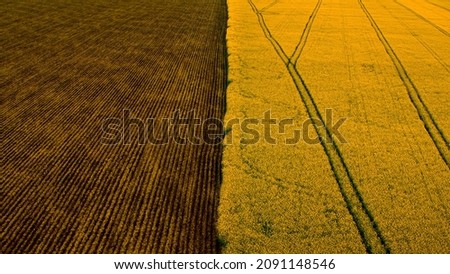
394, 0, 450, 37
359, 0, 450, 168
247, 0, 390, 253
426, 0, 450, 12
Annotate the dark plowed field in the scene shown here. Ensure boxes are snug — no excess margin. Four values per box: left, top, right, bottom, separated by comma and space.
1, 0, 227, 253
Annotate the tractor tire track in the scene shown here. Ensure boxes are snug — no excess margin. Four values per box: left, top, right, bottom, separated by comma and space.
426, 0, 450, 12
290, 0, 323, 65
394, 0, 450, 37
376, 2, 449, 72
359, 0, 450, 168
260, 0, 279, 13
412, 32, 449, 72
247, 0, 390, 254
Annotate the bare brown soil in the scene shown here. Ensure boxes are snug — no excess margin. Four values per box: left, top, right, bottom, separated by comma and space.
1, 0, 227, 253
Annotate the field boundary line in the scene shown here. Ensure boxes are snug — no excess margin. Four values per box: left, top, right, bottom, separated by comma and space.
359, 0, 450, 168
247, 0, 390, 253
394, 0, 450, 37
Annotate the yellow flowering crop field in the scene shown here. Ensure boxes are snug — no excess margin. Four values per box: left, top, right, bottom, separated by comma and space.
2, 0, 448, 254
218, 0, 450, 253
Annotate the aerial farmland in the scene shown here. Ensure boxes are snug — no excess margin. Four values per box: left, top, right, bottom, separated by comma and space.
2, 0, 227, 253
2, 0, 449, 254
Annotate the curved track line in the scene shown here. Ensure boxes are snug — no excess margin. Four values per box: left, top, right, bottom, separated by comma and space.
359, 0, 450, 168
290, 0, 322, 65
394, 0, 450, 37
247, 0, 390, 253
